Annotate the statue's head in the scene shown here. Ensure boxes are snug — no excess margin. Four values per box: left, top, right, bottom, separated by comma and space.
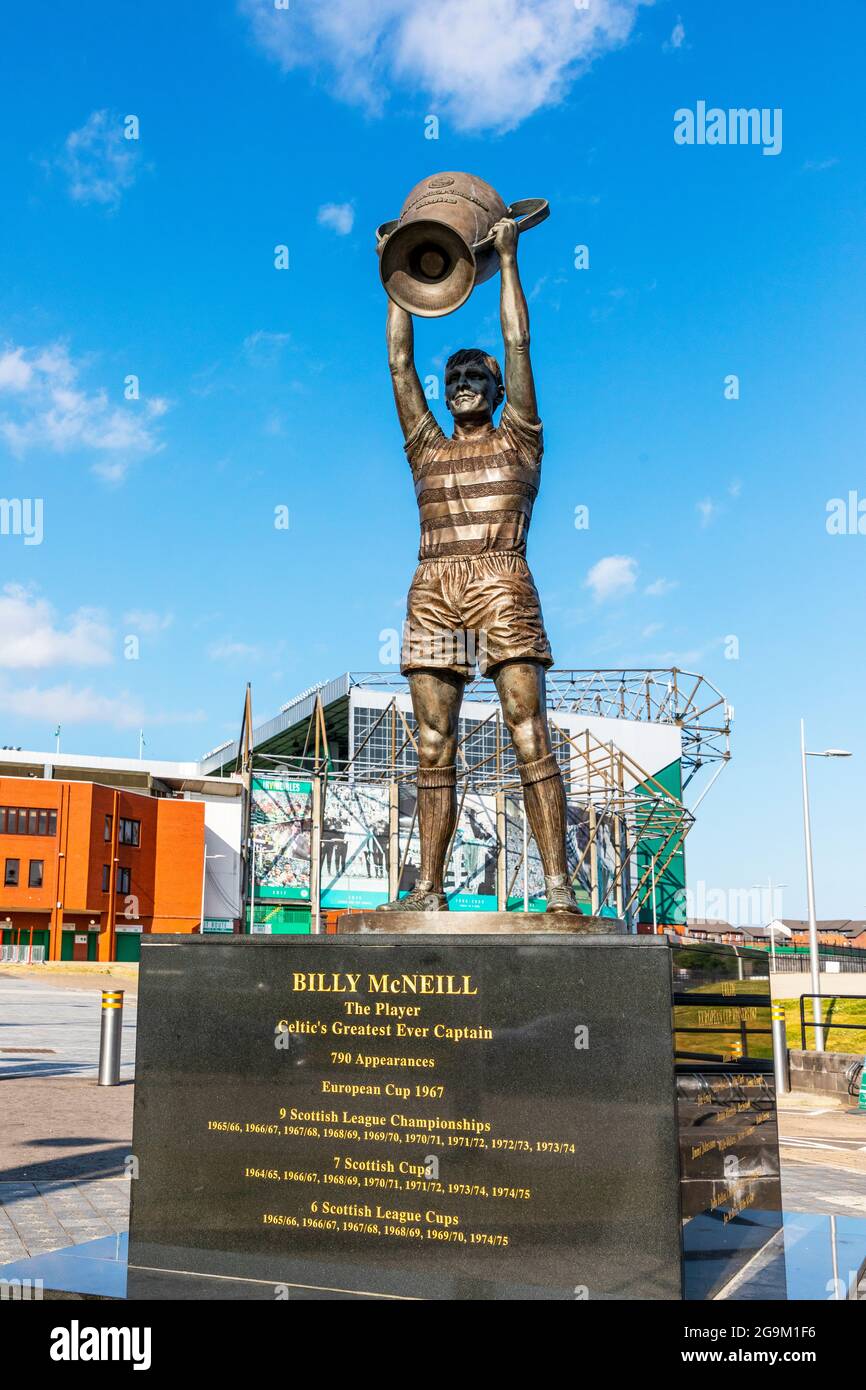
444, 348, 504, 424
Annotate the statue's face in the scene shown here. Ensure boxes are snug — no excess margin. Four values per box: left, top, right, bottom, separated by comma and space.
445, 359, 500, 421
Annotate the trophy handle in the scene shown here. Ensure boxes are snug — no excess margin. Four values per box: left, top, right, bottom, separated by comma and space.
473, 197, 550, 253
375, 219, 399, 253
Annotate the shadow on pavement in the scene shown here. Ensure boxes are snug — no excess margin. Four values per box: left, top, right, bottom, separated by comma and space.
0, 1144, 133, 1184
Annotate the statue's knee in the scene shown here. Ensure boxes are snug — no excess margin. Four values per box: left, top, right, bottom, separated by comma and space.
418, 727, 454, 767
510, 716, 549, 765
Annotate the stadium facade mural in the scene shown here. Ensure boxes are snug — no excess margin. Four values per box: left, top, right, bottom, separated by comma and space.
250, 776, 312, 901
393, 786, 498, 911
320, 783, 390, 910
505, 792, 546, 911
248, 773, 653, 925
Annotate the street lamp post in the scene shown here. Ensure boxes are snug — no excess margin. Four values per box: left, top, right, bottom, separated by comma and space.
800, 720, 852, 1051
200, 848, 225, 931
249, 838, 257, 934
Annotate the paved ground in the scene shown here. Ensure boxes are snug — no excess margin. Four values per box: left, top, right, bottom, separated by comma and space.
770, 972, 866, 1001
0, 1178, 130, 1265
0, 974, 137, 1082
777, 1092, 866, 1212
0, 968, 136, 1264
0, 967, 864, 1277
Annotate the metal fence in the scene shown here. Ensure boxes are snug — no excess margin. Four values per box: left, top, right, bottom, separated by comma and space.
799, 994, 866, 1050
0, 945, 45, 963
770, 949, 866, 974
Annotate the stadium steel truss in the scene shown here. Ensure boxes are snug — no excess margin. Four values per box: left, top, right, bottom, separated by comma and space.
345, 667, 732, 796
220, 668, 731, 927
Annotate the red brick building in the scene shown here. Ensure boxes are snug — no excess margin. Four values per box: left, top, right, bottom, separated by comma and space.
0, 777, 204, 961
782, 919, 866, 950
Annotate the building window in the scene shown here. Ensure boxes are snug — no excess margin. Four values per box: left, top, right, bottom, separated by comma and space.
104, 814, 112, 841
118, 866, 131, 895
102, 864, 110, 893
5, 859, 19, 886
118, 818, 140, 847
28, 860, 43, 888
0, 807, 57, 836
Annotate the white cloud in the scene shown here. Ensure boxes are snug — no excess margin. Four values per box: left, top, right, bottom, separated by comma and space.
641, 645, 708, 669
0, 585, 112, 669
0, 348, 34, 391
0, 339, 166, 481
317, 202, 355, 235
645, 577, 678, 597
243, 330, 292, 363
697, 498, 717, 527
208, 640, 261, 662
242, 0, 649, 132
55, 110, 141, 209
585, 555, 638, 603
0, 678, 205, 729
0, 680, 138, 727
642, 622, 662, 638
91, 459, 128, 484
123, 609, 173, 635
665, 18, 685, 50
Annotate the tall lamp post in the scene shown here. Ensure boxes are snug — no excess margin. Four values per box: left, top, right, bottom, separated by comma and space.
800, 720, 851, 1050
200, 848, 225, 931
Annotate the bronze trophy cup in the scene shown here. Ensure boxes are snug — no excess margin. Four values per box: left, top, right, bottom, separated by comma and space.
377, 171, 549, 318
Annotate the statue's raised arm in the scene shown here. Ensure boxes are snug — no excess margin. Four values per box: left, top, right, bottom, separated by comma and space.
386, 299, 428, 442
492, 219, 538, 424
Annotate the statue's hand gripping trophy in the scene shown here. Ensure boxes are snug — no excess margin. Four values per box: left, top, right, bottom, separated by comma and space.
376, 173, 580, 917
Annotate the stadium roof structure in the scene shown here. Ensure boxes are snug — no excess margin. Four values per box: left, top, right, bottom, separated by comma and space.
200, 667, 731, 799
0, 745, 241, 797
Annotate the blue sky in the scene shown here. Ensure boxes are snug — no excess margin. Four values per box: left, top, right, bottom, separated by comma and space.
0, 1, 864, 918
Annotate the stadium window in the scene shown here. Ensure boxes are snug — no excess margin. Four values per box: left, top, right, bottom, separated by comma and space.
102, 864, 110, 893
5, 859, 19, 886
28, 860, 43, 888
0, 808, 4, 833
5, 810, 17, 834
104, 814, 112, 841
118, 866, 131, 895
48, 810, 57, 836
28, 809, 38, 835
38, 810, 47, 835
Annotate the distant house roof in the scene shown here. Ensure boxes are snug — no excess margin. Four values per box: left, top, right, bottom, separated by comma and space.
779, 919, 866, 939
685, 919, 766, 941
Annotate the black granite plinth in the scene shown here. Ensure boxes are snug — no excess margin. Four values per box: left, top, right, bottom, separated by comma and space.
671, 941, 783, 1299
126, 934, 782, 1301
